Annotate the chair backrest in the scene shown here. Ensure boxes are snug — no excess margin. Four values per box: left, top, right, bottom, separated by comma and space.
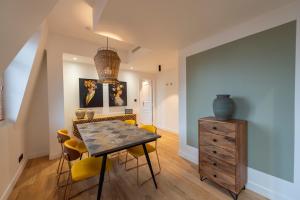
57, 129, 71, 144
141, 125, 158, 148
63, 139, 81, 161
140, 125, 157, 134
124, 119, 136, 125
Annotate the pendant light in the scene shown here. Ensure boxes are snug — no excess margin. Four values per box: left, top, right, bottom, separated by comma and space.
94, 37, 121, 84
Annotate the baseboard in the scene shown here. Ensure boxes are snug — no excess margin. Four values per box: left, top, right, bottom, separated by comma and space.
179, 144, 298, 200
246, 168, 294, 200
157, 127, 179, 135
178, 145, 198, 164
0, 159, 28, 200
49, 152, 61, 160
27, 151, 49, 160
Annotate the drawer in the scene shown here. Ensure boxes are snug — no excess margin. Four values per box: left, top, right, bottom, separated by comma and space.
200, 131, 236, 151
200, 153, 235, 177
200, 145, 236, 165
200, 166, 236, 193
199, 120, 236, 138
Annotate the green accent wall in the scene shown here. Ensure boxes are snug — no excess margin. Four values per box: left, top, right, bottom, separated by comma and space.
186, 21, 296, 182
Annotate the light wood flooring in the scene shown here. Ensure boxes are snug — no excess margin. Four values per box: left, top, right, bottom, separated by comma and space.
9, 130, 267, 200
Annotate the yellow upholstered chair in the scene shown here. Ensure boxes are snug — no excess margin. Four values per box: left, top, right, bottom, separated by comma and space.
56, 129, 88, 187
115, 119, 137, 164
63, 140, 111, 200
125, 125, 161, 185
124, 119, 136, 126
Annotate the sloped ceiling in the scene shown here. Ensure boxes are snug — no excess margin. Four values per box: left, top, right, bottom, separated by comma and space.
0, 0, 58, 72
4, 25, 48, 123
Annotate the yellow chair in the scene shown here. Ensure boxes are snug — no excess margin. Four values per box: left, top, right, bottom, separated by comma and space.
63, 140, 111, 200
125, 125, 161, 185
56, 129, 88, 187
124, 119, 136, 126
115, 119, 137, 164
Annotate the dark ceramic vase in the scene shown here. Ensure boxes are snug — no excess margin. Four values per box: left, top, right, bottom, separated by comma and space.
213, 94, 234, 121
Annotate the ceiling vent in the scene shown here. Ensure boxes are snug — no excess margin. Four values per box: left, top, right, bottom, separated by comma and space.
131, 46, 141, 53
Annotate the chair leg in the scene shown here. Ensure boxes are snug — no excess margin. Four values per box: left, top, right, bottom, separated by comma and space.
117, 152, 120, 164
108, 169, 111, 183
142, 144, 157, 189
155, 150, 161, 173
67, 180, 73, 200
69, 182, 99, 199
118, 150, 130, 165
64, 172, 71, 200
139, 152, 161, 186
57, 152, 63, 174
125, 152, 128, 169
57, 157, 65, 187
136, 158, 139, 185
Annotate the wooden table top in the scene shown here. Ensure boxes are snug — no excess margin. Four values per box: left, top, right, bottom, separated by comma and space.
77, 120, 161, 157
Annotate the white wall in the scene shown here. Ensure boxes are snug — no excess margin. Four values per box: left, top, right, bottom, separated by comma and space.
0, 121, 26, 200
46, 32, 150, 159
47, 32, 180, 159
178, 1, 300, 200
25, 54, 49, 159
155, 67, 179, 133
0, 23, 49, 200
63, 61, 155, 131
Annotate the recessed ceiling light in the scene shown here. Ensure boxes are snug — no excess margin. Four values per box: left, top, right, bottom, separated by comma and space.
130, 67, 134, 70
95, 32, 123, 41
72, 57, 78, 61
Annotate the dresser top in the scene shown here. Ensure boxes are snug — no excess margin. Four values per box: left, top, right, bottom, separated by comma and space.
199, 117, 247, 124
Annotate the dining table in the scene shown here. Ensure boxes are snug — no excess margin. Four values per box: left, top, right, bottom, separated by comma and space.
76, 120, 161, 200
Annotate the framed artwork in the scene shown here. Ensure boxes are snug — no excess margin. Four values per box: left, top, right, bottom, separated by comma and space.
109, 82, 127, 107
79, 78, 103, 108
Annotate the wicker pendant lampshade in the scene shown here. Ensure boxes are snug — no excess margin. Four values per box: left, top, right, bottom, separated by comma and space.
94, 38, 121, 84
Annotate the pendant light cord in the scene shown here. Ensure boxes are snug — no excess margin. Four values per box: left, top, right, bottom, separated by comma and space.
106, 37, 108, 50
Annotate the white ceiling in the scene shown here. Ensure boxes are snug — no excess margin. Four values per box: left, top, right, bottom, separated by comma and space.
96, 0, 295, 50
63, 53, 134, 71
48, 0, 295, 73
47, 0, 134, 51
63, 53, 94, 64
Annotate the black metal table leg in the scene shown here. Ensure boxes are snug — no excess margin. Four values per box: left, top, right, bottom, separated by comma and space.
142, 143, 158, 189
200, 175, 207, 181
97, 154, 107, 200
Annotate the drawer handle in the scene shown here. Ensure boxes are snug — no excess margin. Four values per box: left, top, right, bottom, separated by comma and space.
213, 150, 217, 154
213, 162, 217, 166
212, 126, 217, 130
213, 139, 217, 142
213, 174, 217, 178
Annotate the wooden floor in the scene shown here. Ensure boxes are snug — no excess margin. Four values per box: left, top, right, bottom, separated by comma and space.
9, 130, 267, 200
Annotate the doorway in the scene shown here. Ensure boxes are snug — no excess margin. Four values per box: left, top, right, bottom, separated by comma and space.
139, 79, 153, 125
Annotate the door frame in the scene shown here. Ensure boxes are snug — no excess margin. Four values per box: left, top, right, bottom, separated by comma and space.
139, 79, 154, 125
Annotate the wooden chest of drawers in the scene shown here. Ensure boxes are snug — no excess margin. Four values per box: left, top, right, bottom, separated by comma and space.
198, 117, 247, 199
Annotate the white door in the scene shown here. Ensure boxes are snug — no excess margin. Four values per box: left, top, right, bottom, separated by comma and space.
140, 80, 153, 125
